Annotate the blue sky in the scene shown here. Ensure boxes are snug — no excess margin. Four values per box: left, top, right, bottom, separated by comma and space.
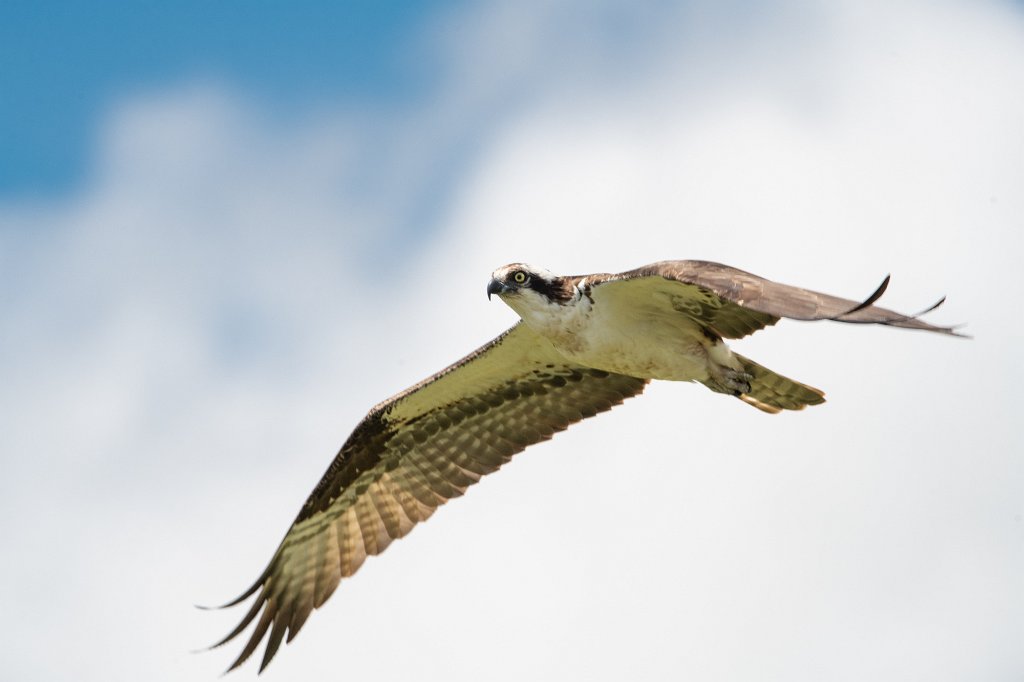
1, 1, 1023, 681
0, 0, 457, 193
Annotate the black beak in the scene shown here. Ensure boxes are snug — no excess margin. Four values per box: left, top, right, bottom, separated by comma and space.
487, 279, 507, 300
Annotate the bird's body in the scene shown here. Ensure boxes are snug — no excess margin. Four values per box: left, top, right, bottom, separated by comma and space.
563, 302, 714, 381
211, 260, 962, 672
506, 273, 714, 381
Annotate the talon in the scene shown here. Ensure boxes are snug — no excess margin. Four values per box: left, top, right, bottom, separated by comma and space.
719, 369, 752, 394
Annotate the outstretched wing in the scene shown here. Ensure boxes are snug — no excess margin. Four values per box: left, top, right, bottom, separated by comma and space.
212, 322, 648, 672
583, 260, 962, 339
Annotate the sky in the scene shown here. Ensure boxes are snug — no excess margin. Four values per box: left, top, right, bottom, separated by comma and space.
1, 1, 1022, 680
0, 0, 458, 193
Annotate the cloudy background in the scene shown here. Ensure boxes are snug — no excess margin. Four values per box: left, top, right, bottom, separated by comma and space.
2, 1, 1022, 680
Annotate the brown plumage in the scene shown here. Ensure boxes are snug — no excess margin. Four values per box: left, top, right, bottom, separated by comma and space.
210, 260, 962, 672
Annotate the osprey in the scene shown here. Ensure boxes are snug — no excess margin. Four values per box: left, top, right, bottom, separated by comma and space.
210, 260, 961, 672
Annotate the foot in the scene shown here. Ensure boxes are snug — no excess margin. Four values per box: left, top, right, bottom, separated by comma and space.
709, 367, 753, 395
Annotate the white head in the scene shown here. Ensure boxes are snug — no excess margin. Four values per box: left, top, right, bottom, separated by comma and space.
487, 263, 577, 325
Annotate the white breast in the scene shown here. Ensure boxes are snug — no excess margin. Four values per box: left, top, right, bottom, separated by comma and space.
508, 284, 716, 382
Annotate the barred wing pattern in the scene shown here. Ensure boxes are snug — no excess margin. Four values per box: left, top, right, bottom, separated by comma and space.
214, 323, 648, 672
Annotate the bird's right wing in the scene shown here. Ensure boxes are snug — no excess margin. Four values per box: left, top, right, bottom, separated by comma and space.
212, 322, 648, 672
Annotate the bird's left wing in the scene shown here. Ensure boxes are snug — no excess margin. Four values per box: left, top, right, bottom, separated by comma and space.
584, 260, 962, 338
211, 322, 648, 672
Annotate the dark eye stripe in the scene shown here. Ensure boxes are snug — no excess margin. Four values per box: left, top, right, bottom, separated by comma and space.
527, 276, 574, 303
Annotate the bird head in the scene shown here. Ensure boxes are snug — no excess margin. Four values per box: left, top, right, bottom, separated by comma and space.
487, 263, 577, 320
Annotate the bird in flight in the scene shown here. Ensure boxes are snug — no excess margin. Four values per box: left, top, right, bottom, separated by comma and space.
209, 260, 961, 672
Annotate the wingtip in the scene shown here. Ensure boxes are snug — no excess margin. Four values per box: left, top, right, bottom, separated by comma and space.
827, 278, 968, 336
221, 659, 245, 678
196, 585, 261, 613
832, 273, 891, 320
894, 295, 970, 336
221, 646, 256, 676
202, 562, 274, 613
908, 297, 971, 338
946, 323, 972, 339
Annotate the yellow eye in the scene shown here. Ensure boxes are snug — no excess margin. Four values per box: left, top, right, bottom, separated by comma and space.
512, 271, 528, 284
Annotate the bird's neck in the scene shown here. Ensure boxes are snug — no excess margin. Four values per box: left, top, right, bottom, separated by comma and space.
506, 287, 590, 344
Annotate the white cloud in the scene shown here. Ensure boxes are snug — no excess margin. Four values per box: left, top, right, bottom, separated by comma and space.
1, 1, 1022, 680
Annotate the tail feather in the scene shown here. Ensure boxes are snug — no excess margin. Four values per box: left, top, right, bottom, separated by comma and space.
731, 353, 825, 413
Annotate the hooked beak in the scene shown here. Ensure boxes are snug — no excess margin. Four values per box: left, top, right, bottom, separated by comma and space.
487, 278, 508, 300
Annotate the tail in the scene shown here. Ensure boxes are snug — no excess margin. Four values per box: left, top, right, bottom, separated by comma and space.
723, 353, 826, 413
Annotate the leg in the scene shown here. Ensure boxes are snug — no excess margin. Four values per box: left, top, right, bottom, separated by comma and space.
701, 338, 752, 395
